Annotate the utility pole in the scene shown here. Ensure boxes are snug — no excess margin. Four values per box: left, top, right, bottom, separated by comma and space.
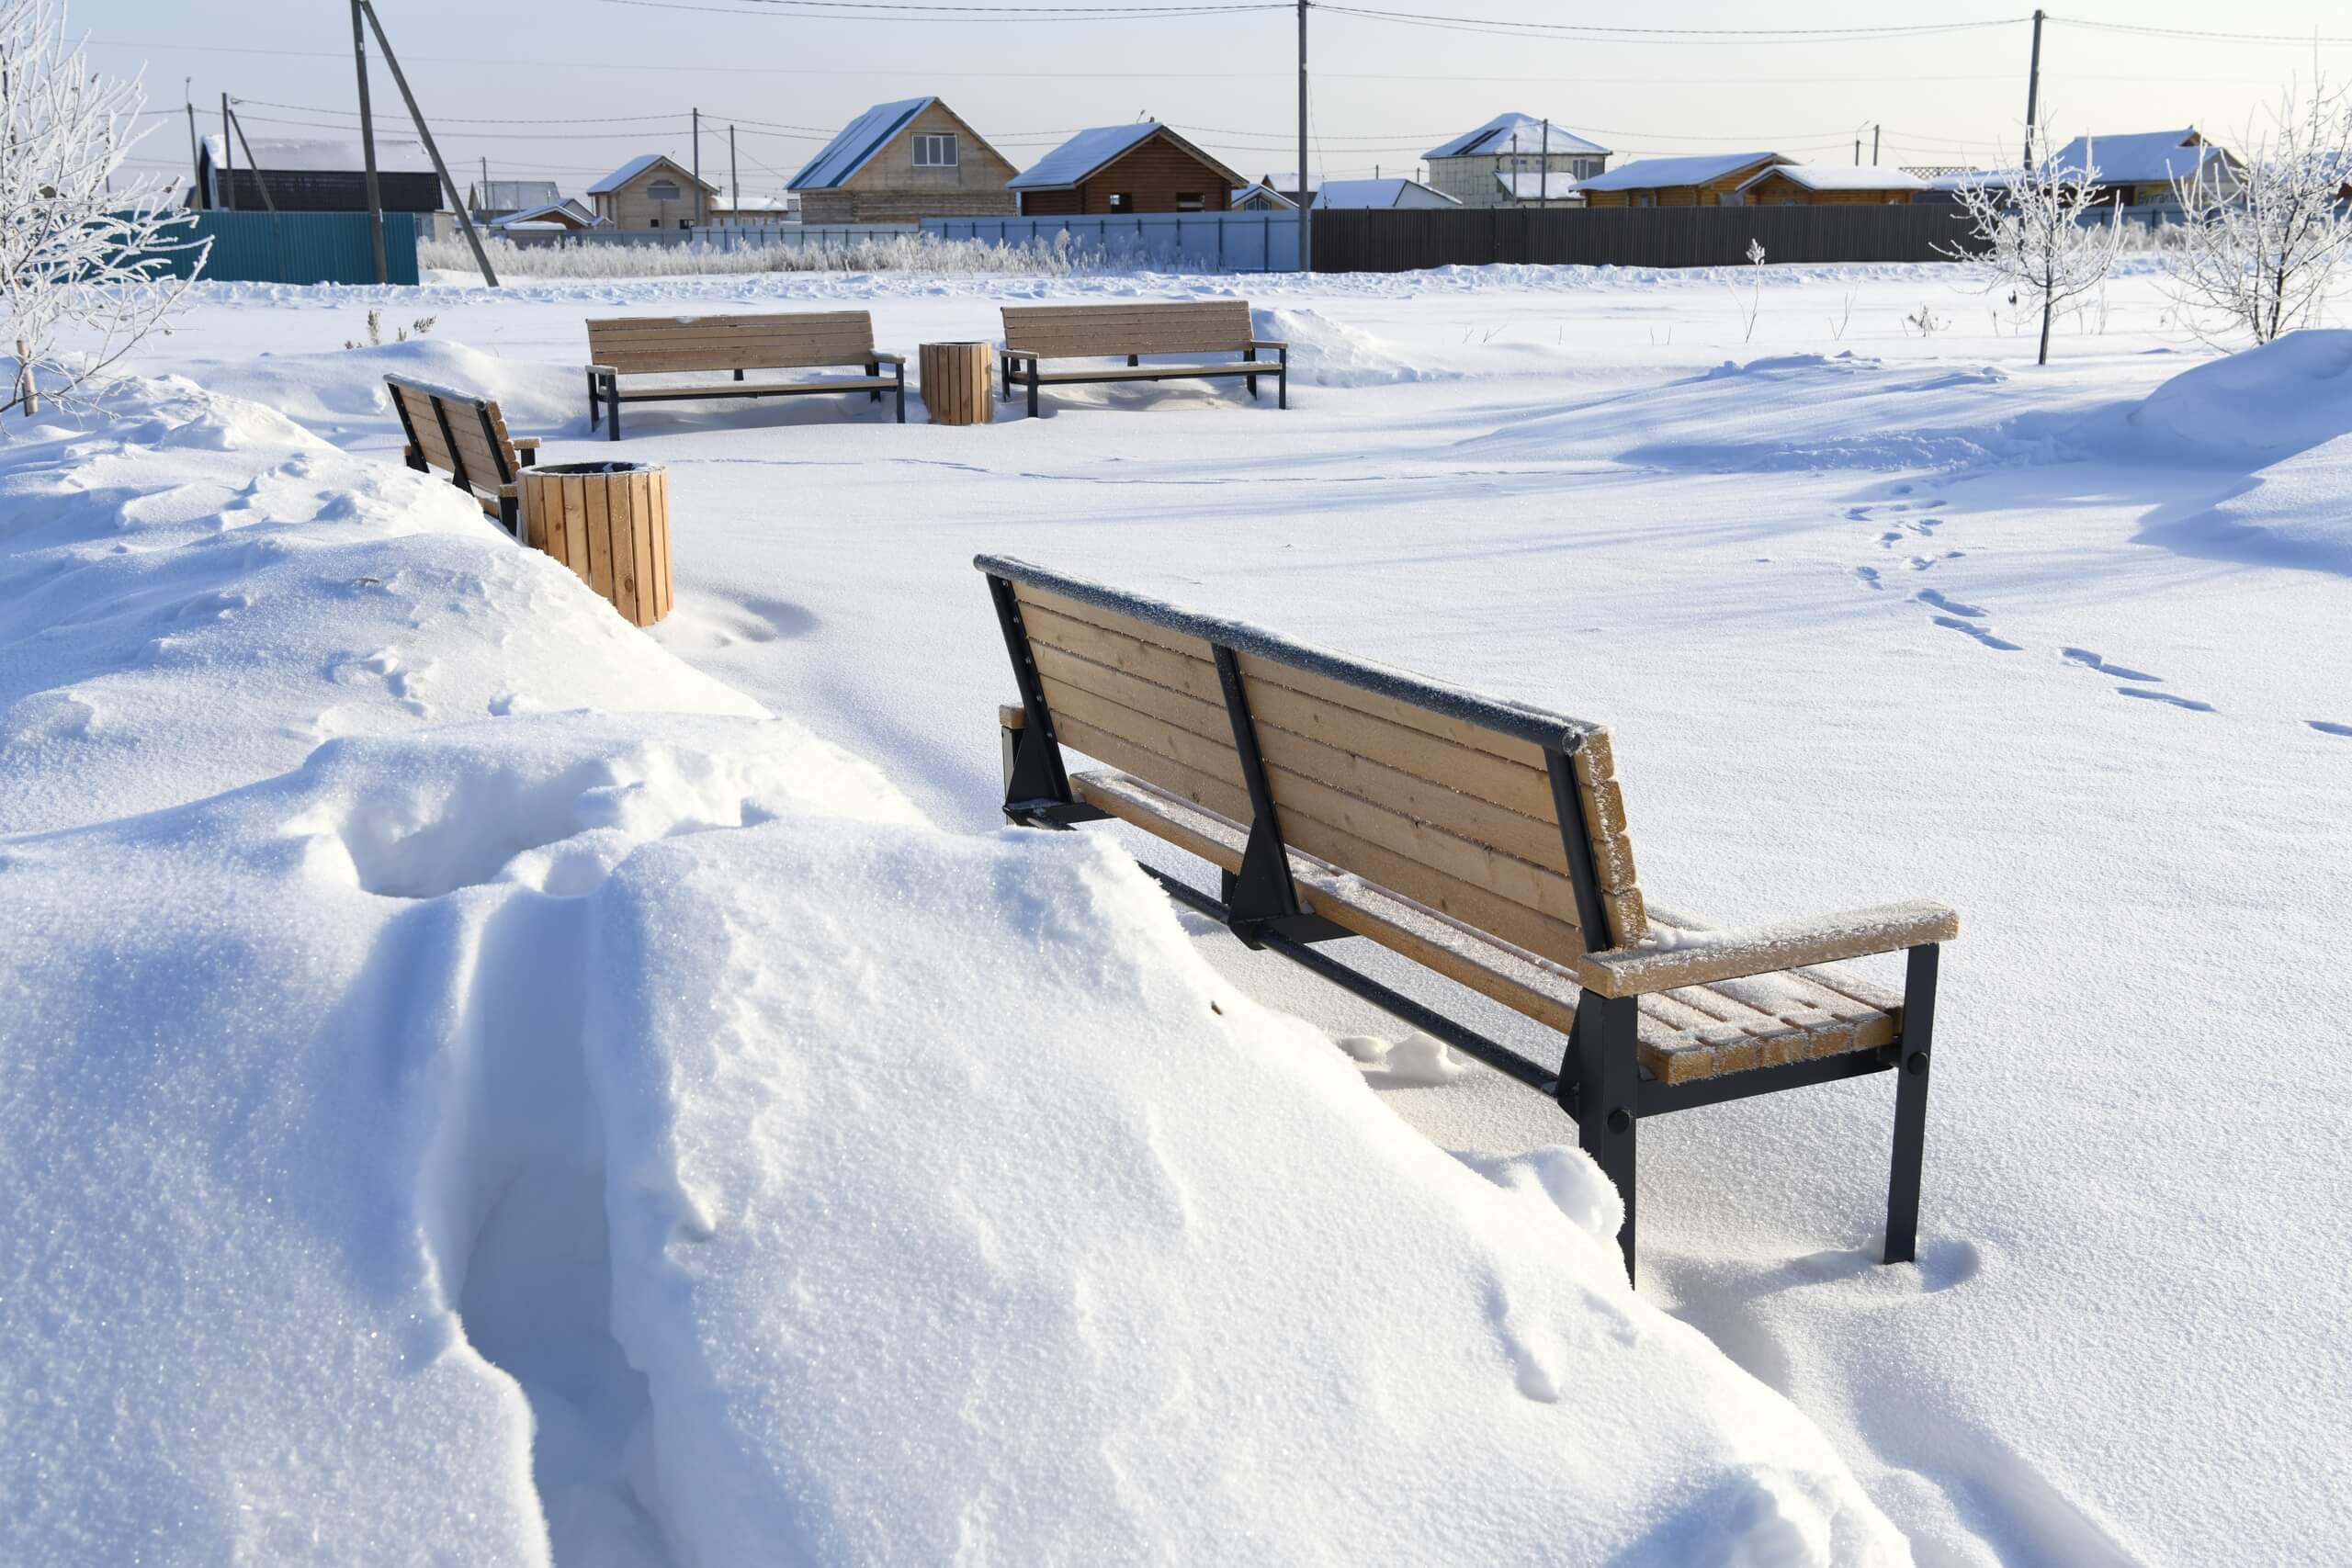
185, 80, 202, 208
1541, 118, 1550, 206
1872, 124, 1881, 164
228, 108, 277, 213
730, 124, 740, 220
693, 107, 704, 229
480, 154, 488, 215
1296, 0, 1309, 272
351, 0, 387, 284
2023, 8, 2045, 165
221, 93, 234, 209
357, 0, 498, 286
1854, 136, 1860, 166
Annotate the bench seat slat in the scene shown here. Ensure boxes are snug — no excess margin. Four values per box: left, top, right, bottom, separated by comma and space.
1015, 364, 1264, 384
1070, 768, 1894, 1084
614, 377, 898, 399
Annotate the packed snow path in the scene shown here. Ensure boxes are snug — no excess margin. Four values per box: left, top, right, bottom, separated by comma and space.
8, 261, 2347, 1564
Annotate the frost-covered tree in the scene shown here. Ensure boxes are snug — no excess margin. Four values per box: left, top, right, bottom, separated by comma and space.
2164, 84, 2352, 345
1942, 127, 2124, 366
1, 0, 204, 418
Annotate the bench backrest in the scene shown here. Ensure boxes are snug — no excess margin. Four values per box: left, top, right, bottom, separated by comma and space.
586, 310, 879, 374
979, 557, 1649, 963
386, 375, 525, 502
1001, 300, 1253, 359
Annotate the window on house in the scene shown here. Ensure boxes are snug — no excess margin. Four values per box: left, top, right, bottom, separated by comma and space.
1107, 192, 1129, 210
649, 218, 662, 228
913, 133, 958, 168
1176, 192, 1204, 210
647, 179, 679, 201
1635, 194, 1654, 208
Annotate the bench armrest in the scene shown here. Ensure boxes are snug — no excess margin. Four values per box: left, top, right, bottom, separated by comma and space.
588, 362, 618, 377
1574, 900, 1958, 998
1249, 339, 1288, 350
871, 351, 906, 365
512, 436, 542, 451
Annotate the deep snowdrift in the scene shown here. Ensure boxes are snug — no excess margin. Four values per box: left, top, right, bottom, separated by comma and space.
0, 379, 1908, 1564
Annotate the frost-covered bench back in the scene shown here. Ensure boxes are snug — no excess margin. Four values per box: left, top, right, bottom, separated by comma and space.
1001, 300, 1255, 360
586, 311, 882, 375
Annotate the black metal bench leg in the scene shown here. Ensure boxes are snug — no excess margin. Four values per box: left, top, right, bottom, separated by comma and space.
1026, 358, 1040, 419
586, 367, 600, 432
1127, 354, 1139, 367
733, 367, 744, 381
867, 361, 881, 403
605, 373, 621, 442
1571, 991, 1642, 1283
895, 362, 906, 423
1278, 353, 1288, 411
1884, 943, 1939, 1265
1244, 346, 1258, 399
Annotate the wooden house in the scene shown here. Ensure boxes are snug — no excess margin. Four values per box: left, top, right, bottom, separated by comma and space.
1230, 182, 1298, 211
1425, 114, 1610, 209
485, 202, 605, 235
787, 97, 1016, 224
1575, 152, 1792, 209
1009, 123, 1244, 216
196, 136, 439, 212
2051, 130, 2243, 209
1734, 164, 1927, 206
588, 154, 720, 231
707, 194, 799, 225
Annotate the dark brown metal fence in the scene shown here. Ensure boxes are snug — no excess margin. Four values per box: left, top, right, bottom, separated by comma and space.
1309, 204, 1984, 273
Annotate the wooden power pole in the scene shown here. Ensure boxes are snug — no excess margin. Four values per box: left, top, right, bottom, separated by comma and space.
2023, 9, 2046, 165
1296, 0, 1309, 272
357, 0, 499, 286
350, 0, 387, 283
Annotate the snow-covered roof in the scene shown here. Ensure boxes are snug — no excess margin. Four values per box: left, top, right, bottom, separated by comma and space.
1314, 177, 1458, 209
1426, 113, 1609, 161
1573, 152, 1790, 192
589, 153, 716, 196
1498, 172, 1582, 200
488, 202, 602, 230
201, 135, 433, 175
2052, 130, 2236, 185
788, 98, 934, 190
1009, 122, 1167, 190
1231, 182, 1298, 209
1736, 164, 1929, 194
715, 194, 795, 213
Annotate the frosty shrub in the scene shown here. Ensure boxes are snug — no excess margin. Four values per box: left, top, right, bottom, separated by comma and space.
422, 230, 1091, 280
0, 0, 206, 418
1942, 125, 2124, 366
2163, 83, 2352, 345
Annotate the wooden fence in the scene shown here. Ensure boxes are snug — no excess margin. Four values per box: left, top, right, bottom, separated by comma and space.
1309, 204, 1985, 273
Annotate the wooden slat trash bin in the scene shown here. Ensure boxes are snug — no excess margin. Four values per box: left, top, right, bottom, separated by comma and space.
519, 460, 673, 628
920, 341, 994, 426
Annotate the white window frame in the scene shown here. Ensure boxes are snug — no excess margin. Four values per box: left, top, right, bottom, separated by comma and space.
913, 132, 958, 169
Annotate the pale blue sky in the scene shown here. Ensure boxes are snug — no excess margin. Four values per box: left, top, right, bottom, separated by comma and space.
85, 0, 2352, 197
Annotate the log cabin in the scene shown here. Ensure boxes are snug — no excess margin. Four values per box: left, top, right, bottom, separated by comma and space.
788, 97, 1018, 224
1009, 123, 1245, 217
589, 154, 720, 231
1575, 152, 1792, 209
1733, 165, 1928, 206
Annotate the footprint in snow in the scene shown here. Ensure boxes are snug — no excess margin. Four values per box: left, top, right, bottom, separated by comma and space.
2308, 721, 2352, 737
1916, 589, 1987, 618
1934, 615, 2022, 651
1877, 530, 1905, 548
2119, 688, 2215, 713
1853, 565, 1883, 590
2060, 647, 2161, 683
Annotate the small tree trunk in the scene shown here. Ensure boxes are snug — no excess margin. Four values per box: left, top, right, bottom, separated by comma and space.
2037, 298, 2053, 366
14, 340, 35, 416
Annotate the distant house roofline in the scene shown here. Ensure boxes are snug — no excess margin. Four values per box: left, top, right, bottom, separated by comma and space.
1010, 122, 1244, 192
588, 152, 718, 197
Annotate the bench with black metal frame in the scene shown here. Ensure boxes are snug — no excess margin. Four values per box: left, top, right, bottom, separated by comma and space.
386, 374, 539, 538
999, 300, 1287, 419
978, 553, 1955, 1283
584, 310, 906, 439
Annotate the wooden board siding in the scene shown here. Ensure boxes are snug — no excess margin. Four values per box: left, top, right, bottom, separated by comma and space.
1582, 158, 1781, 209
836, 101, 1016, 207
1018, 131, 1237, 216
798, 187, 1016, 224
594, 158, 715, 231
1739, 173, 1915, 207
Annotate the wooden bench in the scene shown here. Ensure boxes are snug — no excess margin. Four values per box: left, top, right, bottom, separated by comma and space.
387, 375, 539, 537
585, 310, 905, 439
1000, 300, 1287, 419
978, 555, 1957, 1281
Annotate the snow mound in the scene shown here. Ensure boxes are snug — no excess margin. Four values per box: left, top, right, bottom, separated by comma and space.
1254, 305, 1457, 387
186, 335, 589, 436
2121, 328, 2352, 464
1, 375, 1910, 1564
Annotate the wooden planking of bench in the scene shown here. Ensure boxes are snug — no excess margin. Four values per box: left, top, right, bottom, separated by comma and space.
585, 310, 905, 439
978, 554, 1957, 1282
999, 300, 1288, 419
387, 374, 540, 537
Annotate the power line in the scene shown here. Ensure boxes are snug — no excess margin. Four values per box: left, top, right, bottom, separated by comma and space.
231, 96, 686, 125
1318, 6, 2026, 46
2049, 15, 2352, 46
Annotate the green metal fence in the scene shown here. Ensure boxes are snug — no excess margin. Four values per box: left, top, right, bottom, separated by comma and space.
141, 211, 422, 286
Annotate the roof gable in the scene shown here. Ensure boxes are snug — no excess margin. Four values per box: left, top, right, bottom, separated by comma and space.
589, 153, 716, 196
1426, 113, 1609, 161
1573, 152, 1790, 192
1315, 177, 1457, 209
2051, 129, 2236, 185
788, 98, 944, 189
1736, 164, 1928, 194
1008, 122, 1242, 192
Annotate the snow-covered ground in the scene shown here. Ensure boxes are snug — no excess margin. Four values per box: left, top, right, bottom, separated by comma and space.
6, 258, 2348, 1564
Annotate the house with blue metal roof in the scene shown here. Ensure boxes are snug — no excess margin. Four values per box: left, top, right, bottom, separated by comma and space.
787, 97, 1017, 224
1424, 113, 1611, 209
1008, 123, 1244, 217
